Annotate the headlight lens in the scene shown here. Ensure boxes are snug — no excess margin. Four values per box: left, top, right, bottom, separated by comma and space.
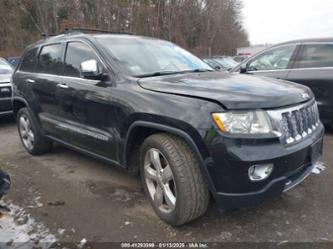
212, 110, 272, 134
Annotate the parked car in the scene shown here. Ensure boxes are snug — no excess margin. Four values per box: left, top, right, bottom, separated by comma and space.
12, 30, 324, 225
233, 55, 249, 63
7, 56, 21, 68
211, 56, 238, 70
231, 38, 333, 127
0, 58, 13, 117
202, 58, 223, 70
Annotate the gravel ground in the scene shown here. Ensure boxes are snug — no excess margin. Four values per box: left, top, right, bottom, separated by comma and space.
0, 116, 332, 248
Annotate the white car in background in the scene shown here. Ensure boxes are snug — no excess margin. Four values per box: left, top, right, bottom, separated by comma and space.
0, 58, 13, 117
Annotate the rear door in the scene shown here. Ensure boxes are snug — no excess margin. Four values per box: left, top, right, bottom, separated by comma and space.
245, 44, 298, 79
287, 43, 333, 124
33, 43, 66, 135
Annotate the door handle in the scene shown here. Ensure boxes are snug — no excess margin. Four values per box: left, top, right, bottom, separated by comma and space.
56, 83, 69, 89
26, 79, 36, 83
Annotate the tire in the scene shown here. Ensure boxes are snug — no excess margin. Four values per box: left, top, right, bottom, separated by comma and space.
140, 133, 209, 226
17, 107, 52, 155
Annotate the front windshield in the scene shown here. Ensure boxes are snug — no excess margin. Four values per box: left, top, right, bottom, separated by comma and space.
214, 57, 238, 70
0, 59, 13, 74
96, 36, 212, 77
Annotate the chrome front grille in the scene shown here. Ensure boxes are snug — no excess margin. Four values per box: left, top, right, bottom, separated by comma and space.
267, 101, 320, 144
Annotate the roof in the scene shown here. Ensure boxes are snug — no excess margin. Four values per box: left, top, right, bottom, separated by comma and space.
273, 37, 333, 47
31, 31, 160, 48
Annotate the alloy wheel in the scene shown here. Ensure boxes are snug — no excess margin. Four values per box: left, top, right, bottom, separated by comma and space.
144, 148, 177, 213
19, 114, 35, 151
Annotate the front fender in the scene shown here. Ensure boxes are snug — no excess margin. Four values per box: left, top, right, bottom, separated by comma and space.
124, 120, 218, 196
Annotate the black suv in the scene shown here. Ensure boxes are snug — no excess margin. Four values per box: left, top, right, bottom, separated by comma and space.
231, 38, 333, 127
12, 31, 324, 225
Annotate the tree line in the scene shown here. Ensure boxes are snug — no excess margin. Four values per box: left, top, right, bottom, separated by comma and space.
0, 0, 249, 58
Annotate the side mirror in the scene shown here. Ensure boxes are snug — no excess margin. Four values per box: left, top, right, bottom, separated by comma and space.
80, 59, 102, 80
239, 64, 248, 74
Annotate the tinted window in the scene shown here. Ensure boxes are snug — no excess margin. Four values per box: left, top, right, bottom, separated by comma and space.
296, 44, 333, 68
64, 42, 100, 77
38, 44, 63, 74
248, 45, 295, 71
20, 48, 38, 72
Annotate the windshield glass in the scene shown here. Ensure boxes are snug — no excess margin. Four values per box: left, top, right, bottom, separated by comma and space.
96, 36, 212, 77
213, 57, 238, 70
0, 59, 13, 74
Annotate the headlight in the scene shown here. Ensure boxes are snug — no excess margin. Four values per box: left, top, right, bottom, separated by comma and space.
212, 110, 272, 134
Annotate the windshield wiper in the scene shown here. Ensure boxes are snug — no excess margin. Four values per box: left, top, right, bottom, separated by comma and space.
179, 68, 214, 73
135, 71, 181, 78
135, 68, 213, 78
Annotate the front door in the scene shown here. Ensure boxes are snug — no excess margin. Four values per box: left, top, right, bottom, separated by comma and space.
245, 44, 298, 80
55, 41, 118, 160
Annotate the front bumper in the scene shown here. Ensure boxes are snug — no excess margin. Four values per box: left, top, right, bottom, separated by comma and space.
0, 97, 13, 116
214, 160, 323, 210
0, 83, 13, 116
205, 123, 324, 210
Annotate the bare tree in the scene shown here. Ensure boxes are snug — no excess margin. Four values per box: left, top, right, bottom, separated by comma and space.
0, 0, 249, 58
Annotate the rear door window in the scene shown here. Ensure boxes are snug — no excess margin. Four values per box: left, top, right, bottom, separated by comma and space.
37, 44, 63, 75
295, 44, 333, 68
20, 48, 38, 72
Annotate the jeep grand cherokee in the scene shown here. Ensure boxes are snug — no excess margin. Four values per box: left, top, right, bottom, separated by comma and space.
12, 30, 324, 226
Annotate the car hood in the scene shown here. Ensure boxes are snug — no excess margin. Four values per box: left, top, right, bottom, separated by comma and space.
137, 72, 314, 109
0, 74, 11, 84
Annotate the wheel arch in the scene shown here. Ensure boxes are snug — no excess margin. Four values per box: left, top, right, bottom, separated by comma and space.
123, 121, 217, 194
12, 97, 29, 118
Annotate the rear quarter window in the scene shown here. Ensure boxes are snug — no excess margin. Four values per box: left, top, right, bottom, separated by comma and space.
296, 44, 333, 68
20, 48, 38, 72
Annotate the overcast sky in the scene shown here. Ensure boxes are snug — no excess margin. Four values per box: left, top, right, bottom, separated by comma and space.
242, 0, 333, 45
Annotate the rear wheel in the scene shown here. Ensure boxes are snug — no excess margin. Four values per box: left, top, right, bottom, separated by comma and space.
17, 108, 52, 155
140, 133, 209, 226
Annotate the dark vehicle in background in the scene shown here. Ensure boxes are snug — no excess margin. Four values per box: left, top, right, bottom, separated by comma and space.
0, 169, 11, 201
12, 30, 324, 225
212, 56, 238, 70
7, 57, 21, 68
202, 58, 223, 70
231, 38, 333, 127
0, 58, 13, 116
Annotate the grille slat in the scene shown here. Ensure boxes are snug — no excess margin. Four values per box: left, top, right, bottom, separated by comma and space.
267, 101, 320, 145
0, 85, 12, 98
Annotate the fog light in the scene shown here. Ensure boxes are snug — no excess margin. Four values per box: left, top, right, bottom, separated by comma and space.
248, 164, 274, 181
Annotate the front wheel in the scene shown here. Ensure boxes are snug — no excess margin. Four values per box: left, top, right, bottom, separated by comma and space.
17, 108, 52, 155
140, 133, 209, 226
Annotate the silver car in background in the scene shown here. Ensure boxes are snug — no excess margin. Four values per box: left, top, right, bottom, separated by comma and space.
0, 58, 13, 116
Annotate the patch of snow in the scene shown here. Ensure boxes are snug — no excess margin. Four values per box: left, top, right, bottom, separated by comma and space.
78, 238, 87, 248
0, 201, 56, 249
312, 161, 326, 175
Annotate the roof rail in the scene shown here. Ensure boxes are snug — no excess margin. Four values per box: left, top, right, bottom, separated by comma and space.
40, 33, 58, 39
64, 27, 132, 35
